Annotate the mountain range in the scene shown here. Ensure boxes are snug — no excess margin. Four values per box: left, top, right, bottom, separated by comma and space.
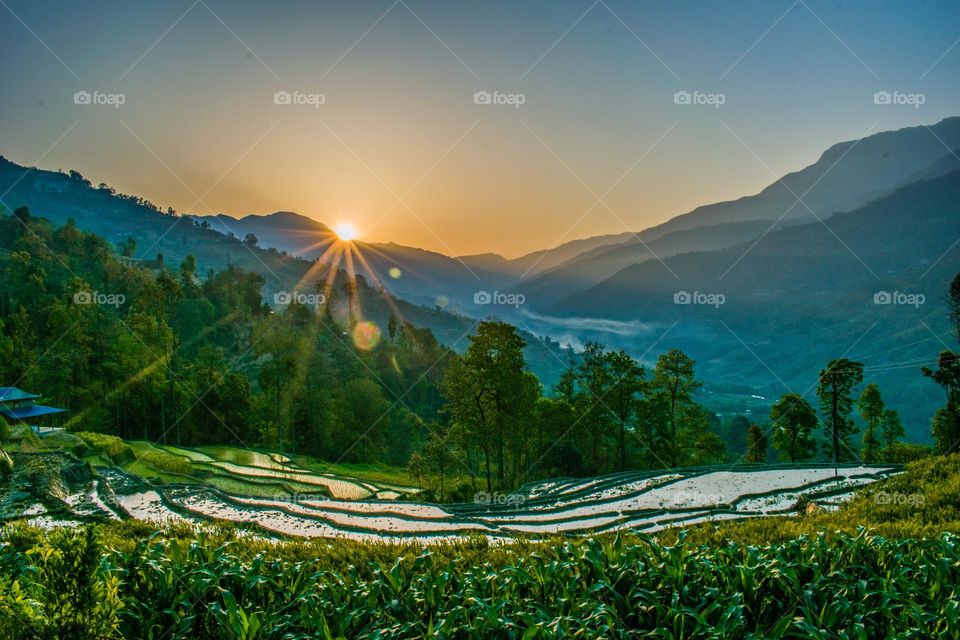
2, 116, 958, 439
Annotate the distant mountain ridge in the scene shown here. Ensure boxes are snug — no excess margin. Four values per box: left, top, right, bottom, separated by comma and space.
194, 118, 960, 317
546, 168, 960, 439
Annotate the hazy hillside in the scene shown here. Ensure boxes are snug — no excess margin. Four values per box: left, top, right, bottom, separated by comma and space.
0, 156, 313, 291
194, 211, 520, 309
550, 170, 960, 438
485, 231, 638, 277
516, 219, 778, 308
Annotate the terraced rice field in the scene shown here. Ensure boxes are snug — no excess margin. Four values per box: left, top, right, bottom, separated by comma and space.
107, 443, 411, 501
44, 462, 899, 543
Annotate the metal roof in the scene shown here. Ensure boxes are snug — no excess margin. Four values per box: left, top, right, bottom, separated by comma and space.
0, 387, 40, 402
0, 405, 66, 420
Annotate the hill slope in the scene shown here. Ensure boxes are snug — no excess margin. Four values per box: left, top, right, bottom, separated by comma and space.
550, 170, 960, 439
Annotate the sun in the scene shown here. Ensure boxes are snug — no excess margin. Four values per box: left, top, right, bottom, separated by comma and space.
333, 222, 359, 242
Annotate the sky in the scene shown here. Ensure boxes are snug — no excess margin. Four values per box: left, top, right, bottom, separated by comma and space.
1, 0, 958, 258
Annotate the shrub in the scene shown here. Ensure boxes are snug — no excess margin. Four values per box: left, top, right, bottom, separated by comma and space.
76, 432, 134, 464
136, 450, 192, 476
0, 449, 12, 479
879, 441, 934, 463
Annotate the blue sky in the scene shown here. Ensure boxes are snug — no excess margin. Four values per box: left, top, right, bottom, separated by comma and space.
1, 0, 958, 256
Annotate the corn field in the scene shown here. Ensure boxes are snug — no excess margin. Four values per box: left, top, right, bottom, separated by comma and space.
1, 526, 958, 639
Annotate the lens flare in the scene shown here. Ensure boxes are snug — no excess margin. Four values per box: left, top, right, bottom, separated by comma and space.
351, 321, 382, 351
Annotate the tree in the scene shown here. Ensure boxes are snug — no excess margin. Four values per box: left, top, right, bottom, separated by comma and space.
568, 342, 616, 473
856, 383, 884, 463
923, 351, 960, 454
12, 206, 30, 228
602, 350, 645, 471
745, 423, 767, 463
407, 452, 427, 491
721, 415, 751, 458
816, 358, 864, 464
949, 272, 960, 341
879, 408, 904, 452
442, 321, 539, 491
422, 426, 456, 502
120, 237, 137, 257
932, 405, 960, 455
769, 394, 818, 463
243, 233, 259, 247
179, 255, 197, 282
648, 349, 707, 468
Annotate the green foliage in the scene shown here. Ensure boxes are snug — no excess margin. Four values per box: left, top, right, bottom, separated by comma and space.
75, 432, 134, 464
816, 358, 864, 463
922, 351, 960, 453
0, 210, 450, 468
2, 524, 960, 638
879, 441, 933, 463
0, 449, 12, 480
441, 320, 539, 491
857, 382, 885, 462
769, 394, 817, 463
1, 454, 958, 638
135, 449, 193, 476
0, 526, 121, 639
744, 423, 767, 462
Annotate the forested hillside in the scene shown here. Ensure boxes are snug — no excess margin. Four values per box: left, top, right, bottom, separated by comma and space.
0, 207, 449, 466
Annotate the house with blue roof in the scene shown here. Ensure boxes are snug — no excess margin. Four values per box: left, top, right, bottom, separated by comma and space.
0, 387, 66, 436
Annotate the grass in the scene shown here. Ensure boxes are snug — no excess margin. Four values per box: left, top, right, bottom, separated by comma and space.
291, 455, 415, 488
121, 441, 194, 475
122, 461, 194, 485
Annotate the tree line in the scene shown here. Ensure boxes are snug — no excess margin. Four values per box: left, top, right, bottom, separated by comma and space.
2, 208, 958, 502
